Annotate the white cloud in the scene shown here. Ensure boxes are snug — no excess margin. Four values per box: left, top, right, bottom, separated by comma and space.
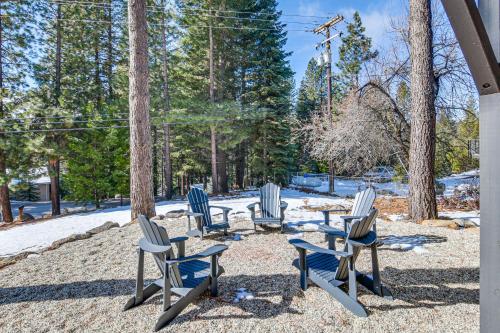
298, 1, 322, 17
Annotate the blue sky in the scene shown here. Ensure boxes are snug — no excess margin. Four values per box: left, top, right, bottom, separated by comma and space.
276, 0, 405, 88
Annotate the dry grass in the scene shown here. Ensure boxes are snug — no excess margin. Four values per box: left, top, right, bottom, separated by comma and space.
0, 215, 479, 333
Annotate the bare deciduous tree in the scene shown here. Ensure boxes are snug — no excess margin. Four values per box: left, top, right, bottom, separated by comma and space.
296, 92, 397, 176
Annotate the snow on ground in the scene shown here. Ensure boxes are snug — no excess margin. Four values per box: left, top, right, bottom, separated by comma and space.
10, 201, 89, 219
440, 210, 481, 226
1, 184, 481, 258
381, 235, 431, 254
439, 169, 479, 196
293, 169, 479, 197
0, 189, 349, 258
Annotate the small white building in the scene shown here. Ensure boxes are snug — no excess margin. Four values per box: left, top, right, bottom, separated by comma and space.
10, 174, 52, 202
33, 176, 51, 202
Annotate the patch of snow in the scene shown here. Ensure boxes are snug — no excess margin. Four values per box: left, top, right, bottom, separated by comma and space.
234, 288, 254, 303
1, 188, 350, 257
412, 246, 429, 254
440, 211, 480, 226
382, 235, 434, 253
387, 214, 405, 222
302, 223, 319, 231
287, 232, 304, 240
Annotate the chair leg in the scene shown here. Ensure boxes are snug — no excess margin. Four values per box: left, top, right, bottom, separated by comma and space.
210, 255, 218, 296
136, 248, 145, 303
371, 244, 382, 295
298, 249, 308, 291
163, 262, 171, 312
124, 249, 162, 310
347, 244, 357, 300
323, 211, 330, 242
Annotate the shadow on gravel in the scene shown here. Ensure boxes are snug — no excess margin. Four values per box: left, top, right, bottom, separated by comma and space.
171, 273, 304, 324
372, 266, 479, 311
0, 279, 137, 305
378, 234, 448, 251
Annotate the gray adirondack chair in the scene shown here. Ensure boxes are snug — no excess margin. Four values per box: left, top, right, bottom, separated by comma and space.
321, 186, 376, 232
124, 215, 228, 331
186, 187, 231, 239
247, 182, 288, 231
289, 208, 392, 317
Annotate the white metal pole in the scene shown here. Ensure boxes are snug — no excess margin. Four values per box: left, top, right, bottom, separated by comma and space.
478, 1, 500, 331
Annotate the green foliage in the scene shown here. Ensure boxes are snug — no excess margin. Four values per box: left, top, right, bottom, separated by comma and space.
10, 181, 40, 202
435, 102, 479, 177
336, 11, 378, 93
296, 58, 324, 120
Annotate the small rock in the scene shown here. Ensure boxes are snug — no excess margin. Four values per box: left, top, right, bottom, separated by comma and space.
452, 218, 478, 229
421, 219, 454, 228
303, 223, 319, 231
27, 253, 41, 259
413, 246, 428, 254
287, 233, 304, 240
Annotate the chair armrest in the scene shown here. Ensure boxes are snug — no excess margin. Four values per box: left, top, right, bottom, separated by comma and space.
318, 225, 348, 238
288, 239, 351, 258
166, 244, 228, 264
170, 236, 188, 244
280, 201, 288, 209
210, 205, 232, 212
185, 211, 204, 218
321, 208, 350, 214
348, 231, 377, 247
247, 202, 259, 210
340, 215, 365, 222
138, 238, 172, 254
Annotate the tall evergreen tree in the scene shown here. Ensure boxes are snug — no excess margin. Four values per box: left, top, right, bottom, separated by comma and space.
296, 58, 324, 120
0, 1, 33, 222
336, 11, 378, 93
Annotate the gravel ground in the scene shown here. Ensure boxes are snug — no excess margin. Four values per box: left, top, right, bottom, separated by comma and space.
0, 215, 479, 333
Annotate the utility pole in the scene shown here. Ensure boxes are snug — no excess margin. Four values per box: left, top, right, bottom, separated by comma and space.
313, 15, 343, 194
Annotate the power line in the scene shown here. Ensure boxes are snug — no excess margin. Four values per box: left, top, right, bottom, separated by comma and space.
1, 116, 270, 134
48, 0, 331, 19
23, 16, 309, 32
48, 1, 319, 24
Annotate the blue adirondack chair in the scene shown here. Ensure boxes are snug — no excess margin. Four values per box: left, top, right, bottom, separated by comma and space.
289, 208, 392, 317
124, 215, 228, 331
186, 187, 231, 239
247, 182, 288, 232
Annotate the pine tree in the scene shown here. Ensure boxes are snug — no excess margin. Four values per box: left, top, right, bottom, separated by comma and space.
336, 11, 378, 93
296, 58, 324, 120
244, 0, 294, 185
0, 1, 34, 222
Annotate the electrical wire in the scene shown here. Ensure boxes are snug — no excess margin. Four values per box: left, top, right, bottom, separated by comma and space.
48, 0, 332, 19
1, 116, 271, 134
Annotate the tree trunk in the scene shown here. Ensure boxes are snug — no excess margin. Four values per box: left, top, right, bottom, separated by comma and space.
235, 142, 246, 189
128, 0, 156, 219
0, 10, 13, 223
106, 0, 113, 99
208, 3, 218, 193
152, 126, 158, 196
48, 159, 61, 216
408, 0, 437, 222
159, 0, 173, 199
217, 146, 228, 193
49, 4, 63, 217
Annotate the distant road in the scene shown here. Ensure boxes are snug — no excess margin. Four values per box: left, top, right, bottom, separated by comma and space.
9, 201, 88, 219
